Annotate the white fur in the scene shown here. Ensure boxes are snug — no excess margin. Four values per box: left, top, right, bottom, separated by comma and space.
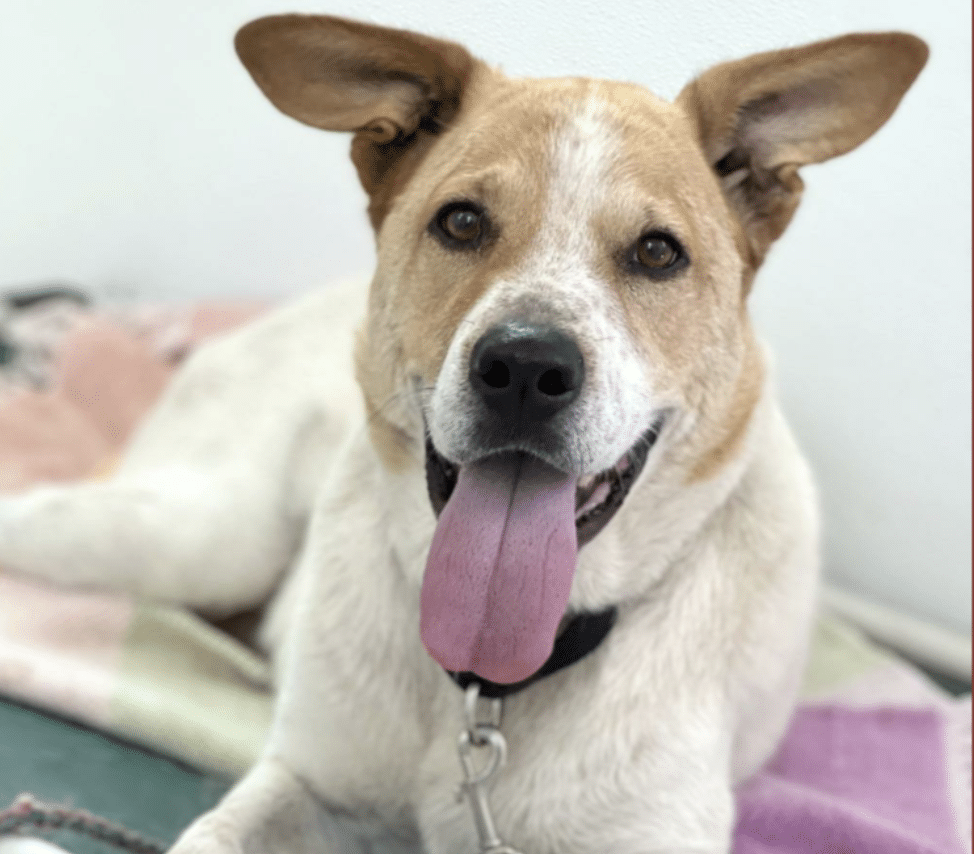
0, 106, 820, 854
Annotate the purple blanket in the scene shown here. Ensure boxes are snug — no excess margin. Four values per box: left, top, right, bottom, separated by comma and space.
736, 703, 970, 854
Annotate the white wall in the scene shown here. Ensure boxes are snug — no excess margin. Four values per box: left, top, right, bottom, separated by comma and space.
1, 1, 970, 635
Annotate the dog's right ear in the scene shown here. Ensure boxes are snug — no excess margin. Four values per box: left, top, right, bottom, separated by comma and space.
235, 15, 477, 229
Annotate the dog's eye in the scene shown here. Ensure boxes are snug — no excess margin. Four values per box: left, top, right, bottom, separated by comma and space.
444, 208, 481, 241
634, 233, 684, 271
430, 203, 488, 249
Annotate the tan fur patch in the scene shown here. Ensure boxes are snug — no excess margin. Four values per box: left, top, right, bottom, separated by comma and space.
688, 326, 765, 483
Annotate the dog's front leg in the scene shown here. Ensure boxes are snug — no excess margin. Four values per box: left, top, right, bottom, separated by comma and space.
170, 757, 341, 854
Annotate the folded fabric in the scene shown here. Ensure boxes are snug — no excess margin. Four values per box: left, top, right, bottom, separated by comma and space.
736, 700, 971, 854
0, 292, 969, 854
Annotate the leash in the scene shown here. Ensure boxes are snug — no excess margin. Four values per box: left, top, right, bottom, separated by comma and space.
0, 794, 165, 853
455, 684, 523, 854
451, 608, 617, 852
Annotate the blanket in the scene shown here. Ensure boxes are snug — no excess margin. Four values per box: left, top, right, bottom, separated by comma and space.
0, 292, 969, 853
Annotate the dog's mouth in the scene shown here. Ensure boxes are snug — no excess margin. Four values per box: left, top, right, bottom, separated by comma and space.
424, 418, 664, 547
420, 418, 664, 684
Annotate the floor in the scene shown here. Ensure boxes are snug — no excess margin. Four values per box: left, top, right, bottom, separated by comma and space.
0, 698, 228, 854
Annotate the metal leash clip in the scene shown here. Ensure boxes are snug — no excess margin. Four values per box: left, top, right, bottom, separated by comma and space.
456, 684, 525, 854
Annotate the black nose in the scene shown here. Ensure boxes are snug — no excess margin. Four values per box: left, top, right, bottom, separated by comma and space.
470, 322, 584, 421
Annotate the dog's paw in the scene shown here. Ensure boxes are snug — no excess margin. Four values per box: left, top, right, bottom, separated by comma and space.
168, 841, 242, 854
168, 815, 244, 854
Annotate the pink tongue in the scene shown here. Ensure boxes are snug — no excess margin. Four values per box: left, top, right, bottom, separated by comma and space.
420, 453, 578, 684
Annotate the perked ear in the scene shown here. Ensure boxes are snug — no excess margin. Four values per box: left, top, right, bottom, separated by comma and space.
235, 15, 477, 229
677, 32, 928, 270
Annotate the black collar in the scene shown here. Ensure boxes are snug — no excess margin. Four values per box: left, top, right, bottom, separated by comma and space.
447, 607, 617, 699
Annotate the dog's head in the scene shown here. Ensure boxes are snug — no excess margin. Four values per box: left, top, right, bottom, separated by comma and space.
235, 17, 926, 683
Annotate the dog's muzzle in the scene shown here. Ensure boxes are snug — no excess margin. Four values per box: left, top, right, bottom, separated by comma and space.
419, 320, 664, 685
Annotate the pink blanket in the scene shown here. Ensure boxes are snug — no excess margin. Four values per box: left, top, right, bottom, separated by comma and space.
0, 299, 264, 489
736, 702, 970, 853
0, 293, 969, 853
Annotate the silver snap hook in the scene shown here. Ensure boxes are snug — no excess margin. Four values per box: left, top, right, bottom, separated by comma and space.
455, 683, 525, 854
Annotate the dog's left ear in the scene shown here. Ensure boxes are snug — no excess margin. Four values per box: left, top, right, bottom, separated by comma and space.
677, 32, 928, 271
235, 15, 477, 229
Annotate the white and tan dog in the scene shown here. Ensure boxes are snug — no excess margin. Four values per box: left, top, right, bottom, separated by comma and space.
0, 15, 926, 854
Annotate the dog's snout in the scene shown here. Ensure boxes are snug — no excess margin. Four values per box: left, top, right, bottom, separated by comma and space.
470, 322, 584, 420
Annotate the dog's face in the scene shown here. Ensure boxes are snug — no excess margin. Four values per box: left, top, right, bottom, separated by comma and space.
382, 76, 751, 478
236, 17, 926, 682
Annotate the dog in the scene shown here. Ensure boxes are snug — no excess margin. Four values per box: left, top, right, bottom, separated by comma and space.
0, 15, 926, 854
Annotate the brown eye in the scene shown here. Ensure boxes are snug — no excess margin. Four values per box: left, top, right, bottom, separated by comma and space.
635, 233, 681, 270
445, 208, 480, 240
431, 202, 488, 249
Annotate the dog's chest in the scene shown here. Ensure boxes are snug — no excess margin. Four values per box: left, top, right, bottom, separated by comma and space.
412, 655, 737, 854
275, 536, 736, 853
